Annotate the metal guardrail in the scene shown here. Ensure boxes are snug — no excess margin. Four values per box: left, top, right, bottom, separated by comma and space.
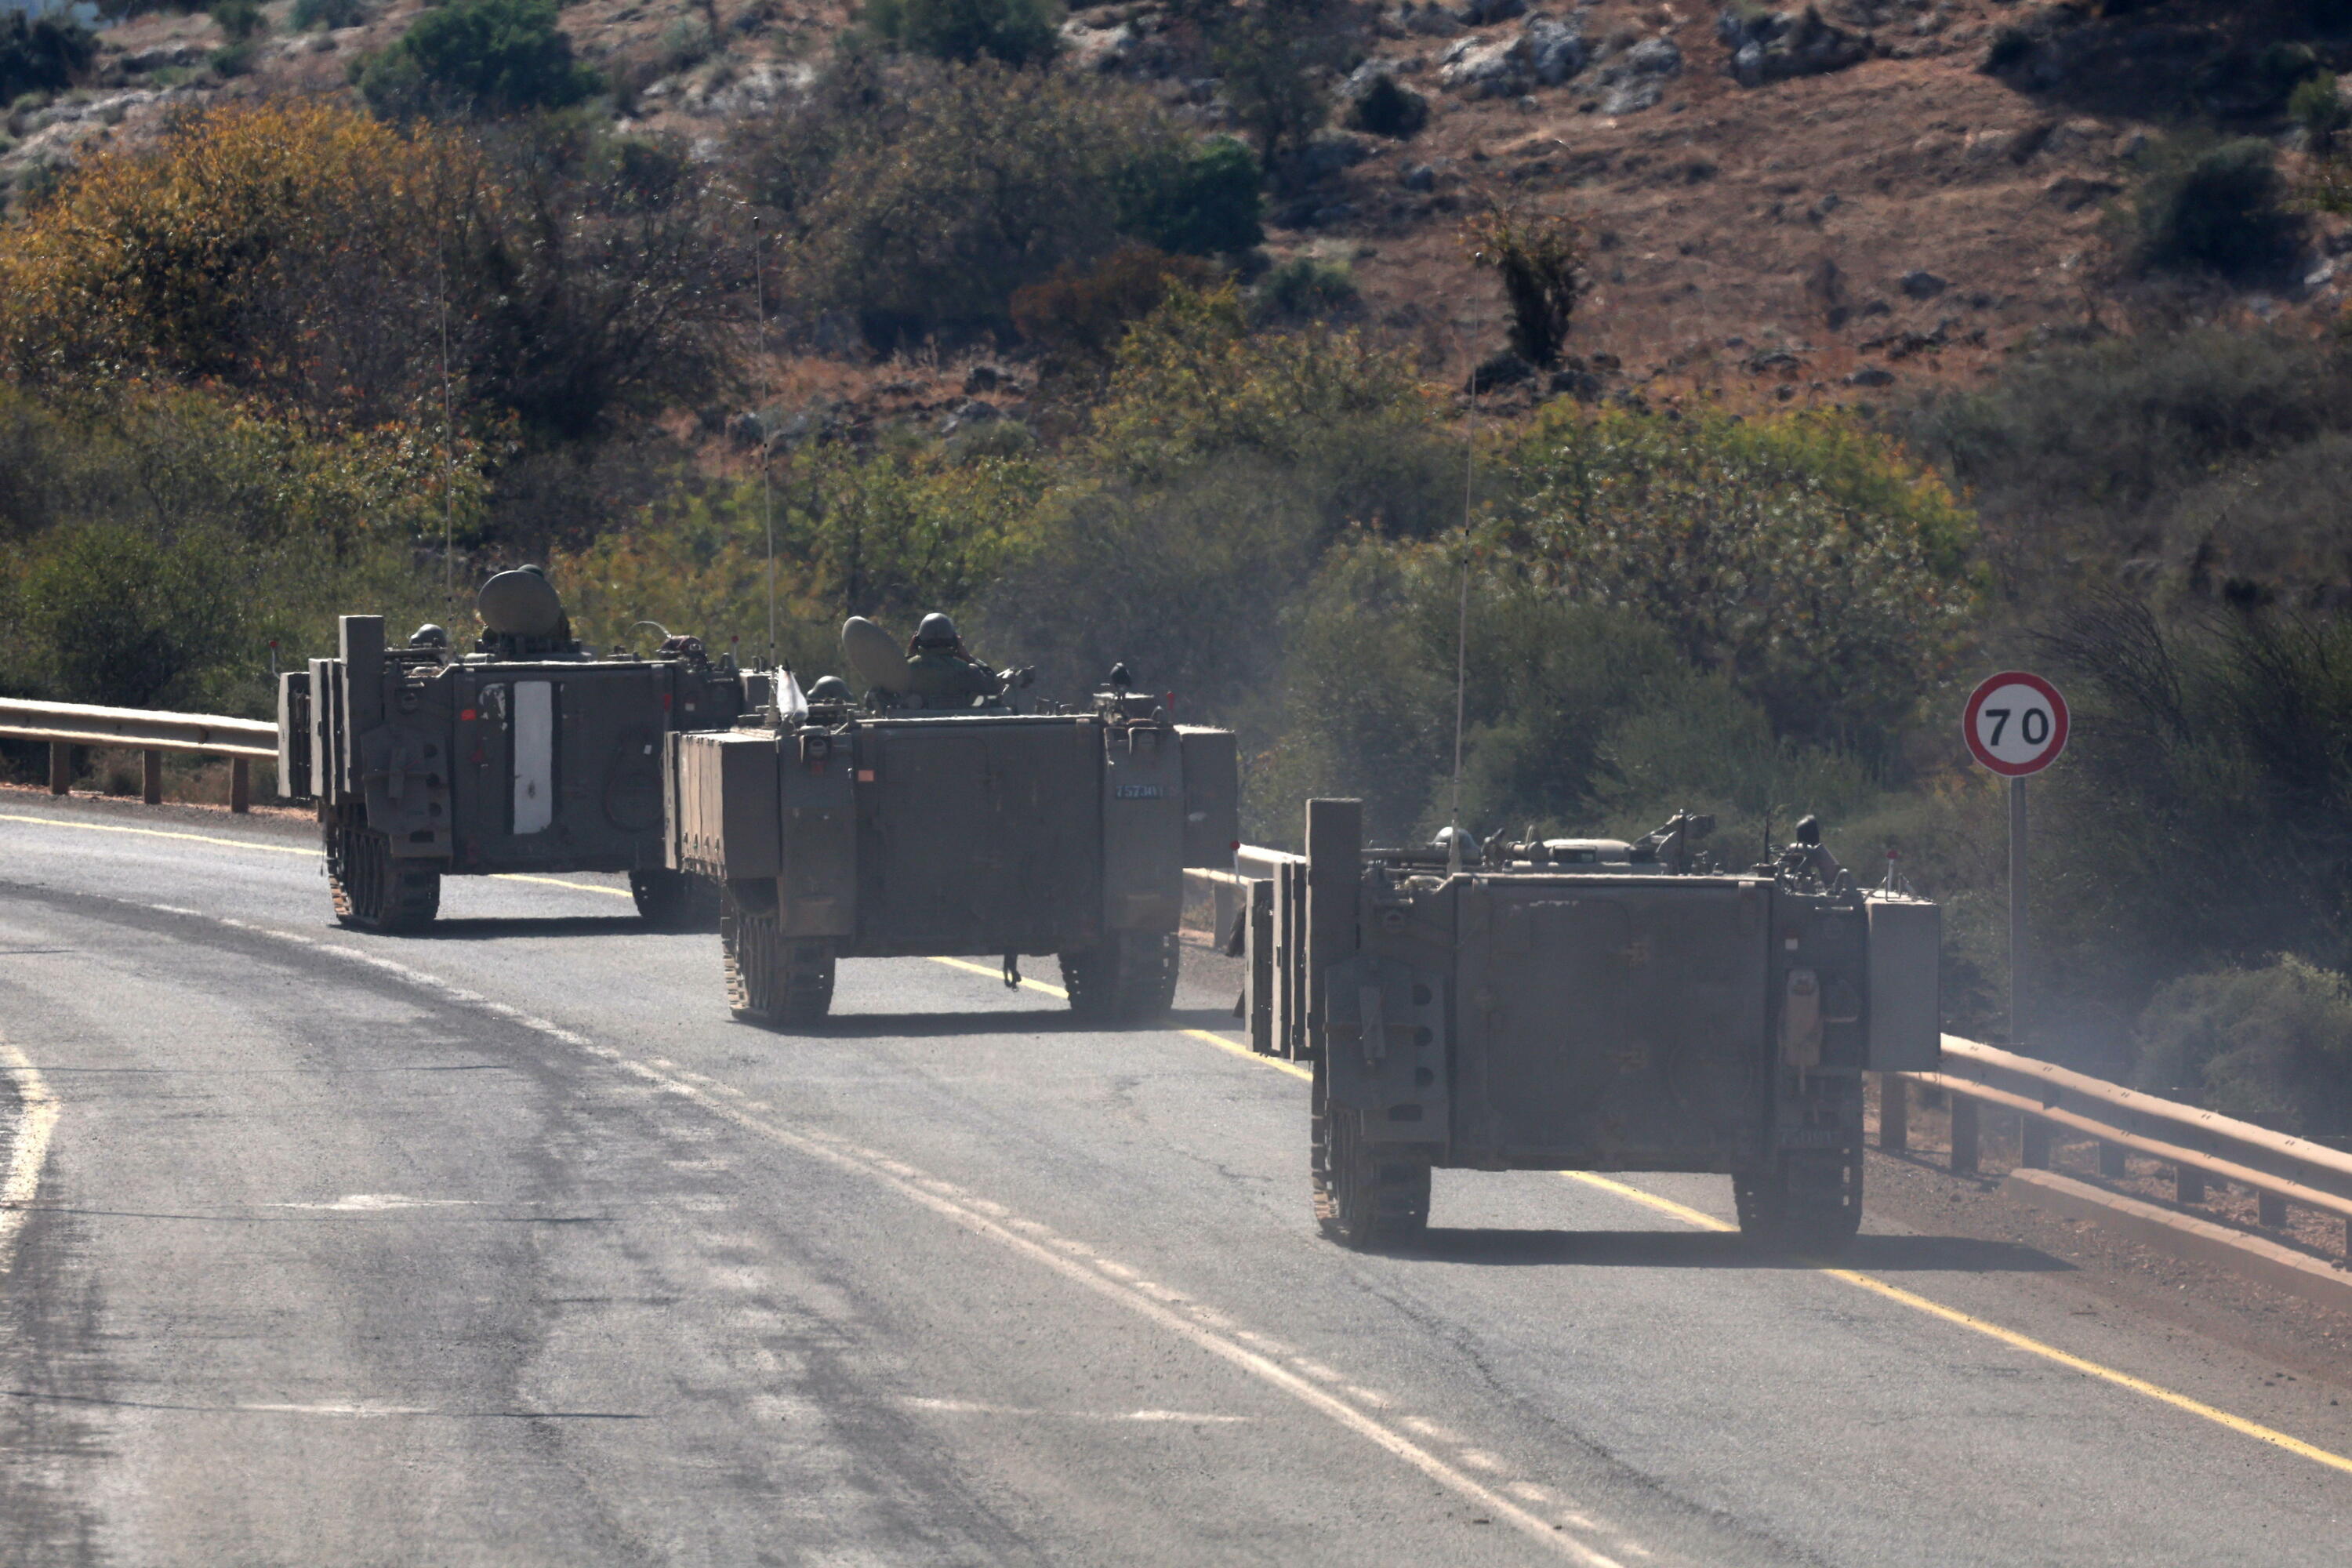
1886, 1039, 2352, 1258
0, 697, 276, 812
1185, 858, 2352, 1261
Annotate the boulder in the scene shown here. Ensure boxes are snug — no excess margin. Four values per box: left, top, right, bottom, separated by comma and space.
1455, 0, 1524, 23
1439, 36, 1527, 96
1592, 35, 1680, 113
1845, 366, 1895, 388
1898, 270, 1947, 300
1466, 350, 1537, 393
1717, 5, 1871, 89
1522, 16, 1586, 85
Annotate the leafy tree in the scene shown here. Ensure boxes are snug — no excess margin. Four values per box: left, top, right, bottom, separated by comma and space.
1501, 404, 1980, 755
2291, 70, 2350, 154
356, 0, 603, 118
2125, 136, 2302, 281
0, 103, 731, 448
1010, 244, 1214, 377
1465, 205, 1584, 369
0, 12, 95, 102
860, 0, 1062, 67
1115, 134, 1263, 256
1210, 0, 1342, 168
743, 60, 1208, 344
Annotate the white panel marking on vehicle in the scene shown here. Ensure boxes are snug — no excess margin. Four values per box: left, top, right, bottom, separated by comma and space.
512, 679, 554, 834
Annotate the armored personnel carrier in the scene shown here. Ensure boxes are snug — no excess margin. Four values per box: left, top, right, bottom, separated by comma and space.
279, 568, 757, 932
666, 616, 1240, 1027
1243, 800, 1940, 1250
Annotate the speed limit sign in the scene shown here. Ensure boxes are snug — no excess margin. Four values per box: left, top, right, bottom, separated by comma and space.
1963, 671, 2068, 777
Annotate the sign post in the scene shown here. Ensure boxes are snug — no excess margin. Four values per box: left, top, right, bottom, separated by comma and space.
1962, 671, 2070, 1051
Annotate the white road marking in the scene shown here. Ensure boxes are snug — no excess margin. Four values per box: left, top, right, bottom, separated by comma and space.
902, 1398, 1254, 1424
209, 922, 1639, 1567
0, 1032, 60, 1287
237, 1402, 435, 1417
265, 1196, 486, 1212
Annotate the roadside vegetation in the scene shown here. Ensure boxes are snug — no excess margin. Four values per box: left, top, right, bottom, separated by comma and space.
5, 10, 2352, 1132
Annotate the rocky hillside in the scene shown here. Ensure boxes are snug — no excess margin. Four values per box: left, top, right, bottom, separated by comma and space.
8, 0, 2351, 402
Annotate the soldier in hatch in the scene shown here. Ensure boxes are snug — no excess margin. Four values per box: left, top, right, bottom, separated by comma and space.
902, 614, 1004, 702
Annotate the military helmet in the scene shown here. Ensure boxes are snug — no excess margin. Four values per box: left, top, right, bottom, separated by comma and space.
409, 623, 449, 648
808, 675, 854, 702
913, 612, 960, 648
478, 568, 565, 637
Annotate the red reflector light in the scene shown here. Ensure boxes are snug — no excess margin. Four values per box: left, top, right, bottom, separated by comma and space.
857, 768, 876, 782
459, 708, 477, 721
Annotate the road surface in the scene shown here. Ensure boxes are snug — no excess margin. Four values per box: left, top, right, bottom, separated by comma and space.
0, 793, 2346, 1566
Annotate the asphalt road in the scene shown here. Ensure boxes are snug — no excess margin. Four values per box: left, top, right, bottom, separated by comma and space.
0, 793, 2347, 1566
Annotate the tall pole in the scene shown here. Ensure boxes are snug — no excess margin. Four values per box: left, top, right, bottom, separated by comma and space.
2009, 776, 2027, 1049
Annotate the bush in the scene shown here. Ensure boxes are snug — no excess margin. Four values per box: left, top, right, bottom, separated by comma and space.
2291, 70, 2350, 153
742, 60, 1195, 343
0, 103, 732, 449
0, 13, 95, 103
1116, 134, 1264, 256
657, 13, 714, 70
859, 0, 1061, 67
1347, 72, 1426, 139
292, 0, 372, 30
1087, 285, 1454, 536
209, 0, 266, 43
1011, 244, 1214, 376
1465, 205, 1584, 369
1249, 255, 1357, 323
356, 0, 602, 118
2136, 957, 2352, 1134
2125, 136, 2303, 281
1211, 0, 1343, 166
1502, 404, 1981, 756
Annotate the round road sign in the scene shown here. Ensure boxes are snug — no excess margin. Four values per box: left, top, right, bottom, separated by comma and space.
1963, 671, 2068, 777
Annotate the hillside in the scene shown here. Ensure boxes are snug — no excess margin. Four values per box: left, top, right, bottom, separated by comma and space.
9, 0, 2350, 404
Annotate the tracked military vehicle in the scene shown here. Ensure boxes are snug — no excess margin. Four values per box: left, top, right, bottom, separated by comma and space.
1243, 800, 1940, 1250
280, 568, 758, 932
666, 616, 1240, 1027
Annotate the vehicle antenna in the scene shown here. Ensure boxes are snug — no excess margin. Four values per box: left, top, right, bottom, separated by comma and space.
753, 212, 778, 672
437, 264, 458, 620
1448, 276, 1479, 877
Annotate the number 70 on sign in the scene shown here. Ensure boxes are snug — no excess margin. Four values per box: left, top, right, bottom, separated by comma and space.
1964, 671, 2068, 778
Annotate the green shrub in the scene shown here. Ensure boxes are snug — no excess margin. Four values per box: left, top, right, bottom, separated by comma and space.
859, 0, 1061, 67
0, 13, 95, 102
2126, 136, 2303, 281
1465, 205, 1584, 370
1502, 404, 1980, 756
8, 521, 243, 710
2291, 70, 2350, 153
357, 0, 602, 118
1250, 255, 1357, 323
2135, 956, 2352, 1134
1211, 0, 1342, 166
744, 60, 1192, 343
658, 13, 714, 70
292, 0, 372, 31
1116, 134, 1264, 256
1348, 72, 1426, 139
209, 0, 267, 43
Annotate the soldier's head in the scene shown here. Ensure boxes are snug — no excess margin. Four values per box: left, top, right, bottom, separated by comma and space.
808, 674, 854, 702
409, 623, 448, 649
913, 613, 960, 650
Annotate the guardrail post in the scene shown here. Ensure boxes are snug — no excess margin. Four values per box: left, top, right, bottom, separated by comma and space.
141, 749, 162, 806
1878, 1073, 1908, 1152
47, 741, 70, 796
2259, 1191, 2288, 1229
2098, 1141, 2127, 1179
1950, 1096, 1979, 1174
2175, 1166, 2206, 1205
2020, 1113, 2050, 1170
230, 757, 251, 814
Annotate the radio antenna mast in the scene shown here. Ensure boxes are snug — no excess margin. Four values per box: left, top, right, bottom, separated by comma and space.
1448, 285, 1479, 877
437, 265, 458, 619
753, 212, 778, 671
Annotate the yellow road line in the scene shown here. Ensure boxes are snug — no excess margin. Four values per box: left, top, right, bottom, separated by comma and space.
930, 955, 1069, 1000
0, 811, 315, 856
1132, 1003, 2352, 1483
1563, 1176, 2352, 1478
487, 873, 632, 899
0, 1033, 60, 1288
